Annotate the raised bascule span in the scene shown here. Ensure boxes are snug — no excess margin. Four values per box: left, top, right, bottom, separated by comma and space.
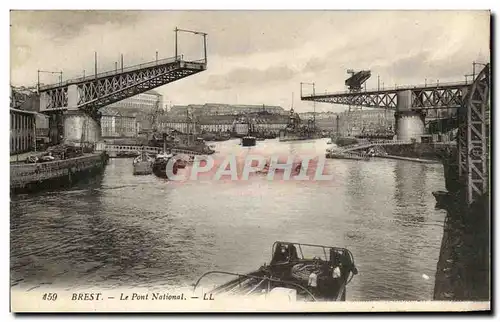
301, 63, 490, 205
38, 56, 206, 113
12, 27, 208, 146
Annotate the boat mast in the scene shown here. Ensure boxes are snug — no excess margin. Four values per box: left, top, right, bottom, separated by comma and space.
312, 83, 316, 128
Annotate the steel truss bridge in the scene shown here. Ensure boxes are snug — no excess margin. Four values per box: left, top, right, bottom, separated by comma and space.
301, 64, 490, 205
302, 81, 467, 110
38, 57, 205, 117
12, 28, 208, 120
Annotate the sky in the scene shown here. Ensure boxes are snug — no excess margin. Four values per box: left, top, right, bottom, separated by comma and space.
10, 10, 490, 113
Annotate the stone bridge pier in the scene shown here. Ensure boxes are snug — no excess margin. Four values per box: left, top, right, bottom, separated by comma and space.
394, 90, 426, 142
42, 84, 102, 146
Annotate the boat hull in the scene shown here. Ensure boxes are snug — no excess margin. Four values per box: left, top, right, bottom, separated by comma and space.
152, 158, 179, 179
241, 137, 257, 147
133, 161, 153, 175
279, 131, 322, 142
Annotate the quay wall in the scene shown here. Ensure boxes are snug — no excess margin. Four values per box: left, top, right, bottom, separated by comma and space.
383, 143, 455, 161
432, 147, 490, 301
10, 152, 108, 193
433, 193, 490, 301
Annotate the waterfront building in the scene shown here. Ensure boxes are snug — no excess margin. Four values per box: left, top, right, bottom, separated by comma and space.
169, 103, 286, 117
10, 108, 36, 154
159, 116, 201, 134
251, 115, 289, 134
158, 113, 289, 135
101, 108, 139, 138
105, 90, 163, 131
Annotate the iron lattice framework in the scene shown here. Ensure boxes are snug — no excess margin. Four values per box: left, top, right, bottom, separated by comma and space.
458, 64, 490, 205
301, 82, 468, 110
39, 58, 206, 117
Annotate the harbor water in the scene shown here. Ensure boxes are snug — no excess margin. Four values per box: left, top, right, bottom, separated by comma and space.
10, 138, 448, 300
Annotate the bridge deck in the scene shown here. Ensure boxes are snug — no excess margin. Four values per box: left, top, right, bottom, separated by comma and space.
38, 57, 206, 112
302, 80, 469, 100
39, 56, 196, 91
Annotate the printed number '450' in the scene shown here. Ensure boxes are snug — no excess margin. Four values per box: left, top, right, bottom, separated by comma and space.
42, 293, 57, 301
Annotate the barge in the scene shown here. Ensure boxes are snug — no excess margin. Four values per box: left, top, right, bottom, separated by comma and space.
133, 151, 154, 175
241, 136, 257, 147
152, 152, 180, 179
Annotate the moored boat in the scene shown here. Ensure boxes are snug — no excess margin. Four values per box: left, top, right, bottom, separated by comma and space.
193, 241, 358, 302
152, 152, 179, 179
278, 106, 321, 142
241, 136, 257, 147
132, 151, 154, 175
326, 152, 367, 160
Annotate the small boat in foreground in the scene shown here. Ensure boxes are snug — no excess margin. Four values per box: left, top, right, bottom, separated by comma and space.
193, 241, 358, 302
133, 151, 154, 175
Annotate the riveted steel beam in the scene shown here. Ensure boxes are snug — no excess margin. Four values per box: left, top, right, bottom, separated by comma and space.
457, 63, 490, 204
39, 58, 206, 115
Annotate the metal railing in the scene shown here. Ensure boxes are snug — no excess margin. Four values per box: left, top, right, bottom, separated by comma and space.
171, 148, 206, 156
100, 145, 162, 154
39, 55, 207, 91
302, 81, 469, 98
337, 140, 412, 152
97, 144, 210, 156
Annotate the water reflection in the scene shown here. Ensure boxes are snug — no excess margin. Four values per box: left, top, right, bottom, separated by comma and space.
11, 140, 448, 301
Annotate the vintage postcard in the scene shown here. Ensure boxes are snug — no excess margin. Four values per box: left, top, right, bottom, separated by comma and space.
9, 10, 491, 312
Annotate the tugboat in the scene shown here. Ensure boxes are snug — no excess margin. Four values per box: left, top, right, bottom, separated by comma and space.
193, 241, 358, 302
152, 151, 179, 179
241, 136, 257, 147
132, 149, 154, 175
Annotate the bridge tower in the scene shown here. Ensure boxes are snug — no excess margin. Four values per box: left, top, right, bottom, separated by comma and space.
394, 90, 426, 142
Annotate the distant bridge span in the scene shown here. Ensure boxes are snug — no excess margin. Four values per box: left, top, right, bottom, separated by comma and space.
301, 81, 468, 109
302, 63, 490, 205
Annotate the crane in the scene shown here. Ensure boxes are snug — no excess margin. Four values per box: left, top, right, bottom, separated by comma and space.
149, 98, 161, 132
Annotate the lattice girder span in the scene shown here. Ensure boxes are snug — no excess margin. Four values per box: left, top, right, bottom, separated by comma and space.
457, 63, 490, 205
39, 59, 206, 117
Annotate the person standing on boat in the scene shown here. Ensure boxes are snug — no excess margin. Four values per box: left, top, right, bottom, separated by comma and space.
330, 262, 343, 297
308, 270, 318, 297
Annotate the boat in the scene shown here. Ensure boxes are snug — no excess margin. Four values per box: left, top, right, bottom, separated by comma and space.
257, 160, 304, 175
152, 152, 179, 179
232, 117, 252, 138
326, 151, 368, 160
279, 96, 321, 142
241, 136, 257, 147
132, 150, 154, 175
213, 132, 231, 141
193, 241, 358, 302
